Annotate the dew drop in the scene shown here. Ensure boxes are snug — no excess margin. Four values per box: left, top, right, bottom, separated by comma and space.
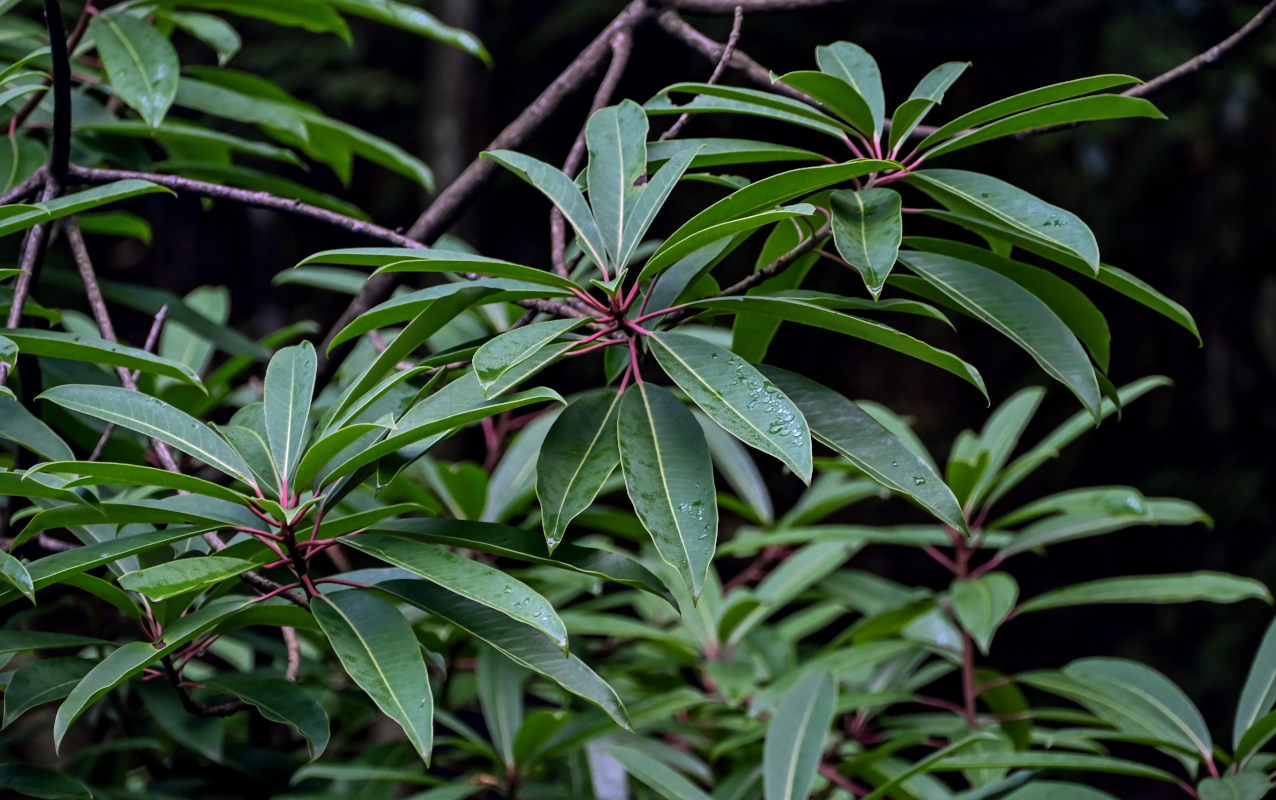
912, 476, 926, 486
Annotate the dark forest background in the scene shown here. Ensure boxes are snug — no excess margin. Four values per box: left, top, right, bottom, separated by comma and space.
43, 0, 1276, 744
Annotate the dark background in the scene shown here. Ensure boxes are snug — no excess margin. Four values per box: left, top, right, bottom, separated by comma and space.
58, 1, 1276, 791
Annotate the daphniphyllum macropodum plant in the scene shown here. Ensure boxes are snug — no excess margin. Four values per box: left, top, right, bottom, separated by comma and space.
1, 1, 1274, 798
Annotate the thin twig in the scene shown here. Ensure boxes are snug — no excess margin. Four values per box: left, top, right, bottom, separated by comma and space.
671, 0, 850, 10
1125, 1, 1276, 99
4, 1, 89, 133
654, 8, 810, 103
552, 28, 636, 277
0, 166, 47, 205
282, 626, 301, 681
89, 305, 167, 461
660, 5, 743, 141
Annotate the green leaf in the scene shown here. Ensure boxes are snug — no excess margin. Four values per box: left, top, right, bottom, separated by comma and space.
0, 548, 34, 603
765, 367, 966, 532
374, 574, 628, 728
2, 328, 202, 386
906, 169, 1099, 273
0, 396, 74, 461
264, 342, 316, 486
345, 533, 568, 649
830, 187, 903, 298
647, 138, 823, 169
997, 782, 1119, 800
924, 95, 1164, 158
312, 590, 433, 762
74, 210, 154, 243
888, 61, 969, 151
206, 673, 330, 759
1197, 773, 1271, 800
0, 632, 109, 655
157, 0, 350, 40
329, 0, 488, 63
996, 498, 1208, 558
118, 556, 258, 601
918, 74, 1140, 150
0, 180, 171, 239
34, 460, 249, 504
645, 83, 851, 140
607, 744, 714, 800
815, 42, 885, 137
483, 149, 611, 273
163, 11, 240, 64
639, 204, 816, 282
695, 296, 986, 395
1019, 572, 1271, 615
764, 670, 837, 800
586, 100, 648, 268
1236, 710, 1276, 766
649, 332, 811, 482
618, 383, 717, 599
0, 765, 92, 800
949, 572, 1017, 653
474, 318, 587, 394
696, 410, 774, 525
1094, 264, 1201, 344
776, 70, 878, 139
39, 385, 255, 487
900, 250, 1101, 419
3, 657, 93, 728
175, 77, 308, 140
1235, 616, 1276, 749
476, 646, 525, 769
365, 518, 670, 601
54, 596, 253, 748
537, 389, 622, 550
930, 751, 1175, 782
90, 12, 180, 127
336, 250, 580, 292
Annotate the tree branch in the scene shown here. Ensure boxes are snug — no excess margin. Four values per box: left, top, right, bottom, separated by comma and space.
655, 8, 809, 102
0, 167, 47, 206
66, 165, 424, 248
668, 0, 852, 12
660, 5, 743, 141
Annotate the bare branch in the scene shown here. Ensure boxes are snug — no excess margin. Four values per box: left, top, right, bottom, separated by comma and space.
553, 28, 636, 277
67, 165, 423, 248
1124, 1, 1276, 99
0, 167, 47, 206
655, 8, 810, 102
660, 5, 744, 141
668, 0, 852, 12
283, 626, 301, 682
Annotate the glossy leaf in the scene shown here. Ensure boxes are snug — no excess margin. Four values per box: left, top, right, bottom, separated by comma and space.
776, 70, 878, 138
35, 460, 249, 505
645, 83, 851, 140
1095, 264, 1201, 343
901, 250, 1101, 418
888, 61, 969, 150
696, 410, 774, 525
1197, 774, 1271, 800
2, 329, 201, 385
0, 765, 92, 800
765, 367, 966, 532
639, 205, 815, 282
0, 397, 74, 461
649, 332, 812, 482
1019, 572, 1271, 615
299, 247, 578, 291
118, 556, 258, 601
312, 590, 433, 762
830, 187, 903, 297
264, 342, 316, 485
345, 533, 568, 649
646, 138, 823, 169
618, 383, 717, 599
1235, 616, 1276, 749
586, 100, 647, 268
815, 42, 885, 137
476, 646, 525, 769
931, 751, 1175, 782
3, 657, 93, 728
329, 0, 488, 63
474, 318, 586, 394
90, 12, 180, 127
0, 548, 34, 603
537, 389, 623, 550
206, 673, 330, 759
695, 296, 986, 395
906, 169, 1099, 273
949, 572, 1018, 653
608, 744, 714, 800
39, 385, 255, 487
764, 670, 836, 800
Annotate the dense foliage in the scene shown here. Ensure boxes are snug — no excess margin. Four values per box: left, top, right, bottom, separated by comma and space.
0, 2, 1272, 798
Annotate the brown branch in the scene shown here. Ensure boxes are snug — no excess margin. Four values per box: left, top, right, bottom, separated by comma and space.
1124, 0, 1276, 99
552, 28, 636, 278
669, 0, 851, 11
282, 626, 301, 681
655, 8, 810, 103
66, 165, 423, 248
161, 657, 251, 718
0, 167, 47, 206
660, 5, 744, 141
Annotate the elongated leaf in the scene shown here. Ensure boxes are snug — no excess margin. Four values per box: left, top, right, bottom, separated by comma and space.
35, 460, 248, 504
620, 145, 699, 270
645, 83, 851, 140
618, 383, 717, 599
764, 671, 837, 800
483, 149, 611, 273
474, 318, 586, 394
640, 205, 815, 282
815, 42, 884, 137
1197, 773, 1271, 800
888, 61, 969, 150
0, 469, 88, 506
0, 632, 110, 655
765, 367, 966, 532
586, 100, 647, 268
2, 329, 201, 385
206, 673, 329, 759
608, 744, 714, 800
696, 296, 986, 395
906, 169, 1098, 273
0, 397, 74, 461
900, 250, 1100, 418
118, 556, 258, 601
996, 498, 1208, 558
39, 385, 254, 486
929, 751, 1175, 782
1235, 616, 1276, 749
776, 70, 877, 138
312, 590, 433, 762
1236, 710, 1276, 766
90, 12, 179, 127
264, 342, 316, 486
345, 533, 567, 649
174, 76, 308, 139
160, 0, 350, 39
3, 657, 93, 727
1095, 264, 1200, 343
0, 765, 92, 800
373, 573, 628, 727
54, 596, 253, 748
949, 572, 1017, 653
538, 390, 622, 550
830, 187, 902, 297
365, 518, 670, 601
696, 410, 774, 525
329, 0, 488, 62
998, 782, 1119, 800
926, 95, 1164, 158
1019, 572, 1271, 615
162, 11, 240, 64
647, 138, 821, 170
476, 646, 525, 769
918, 74, 1140, 149
649, 332, 811, 482
0, 548, 34, 602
